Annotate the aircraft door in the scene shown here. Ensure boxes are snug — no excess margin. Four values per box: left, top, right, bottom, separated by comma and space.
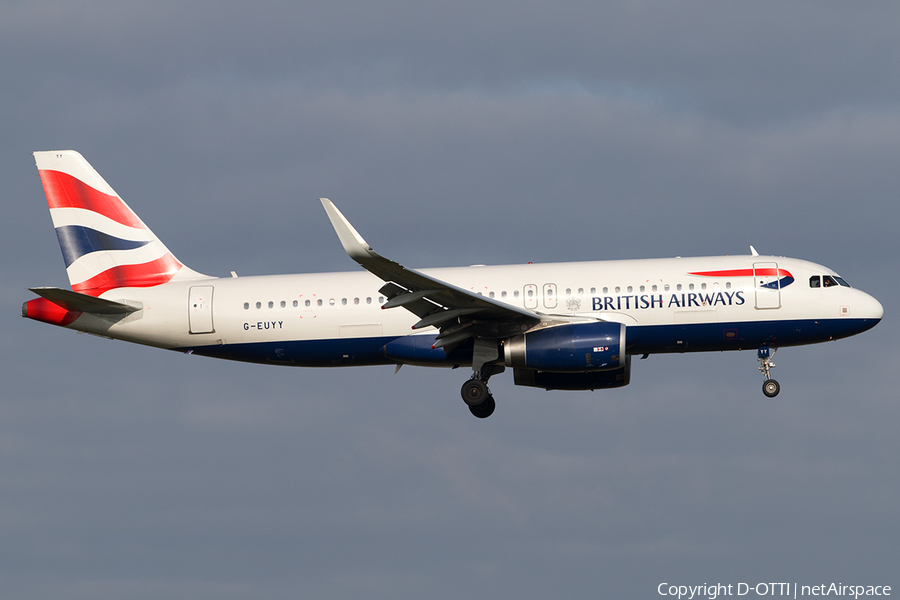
753, 262, 781, 310
189, 286, 215, 333
524, 284, 538, 309
543, 283, 558, 309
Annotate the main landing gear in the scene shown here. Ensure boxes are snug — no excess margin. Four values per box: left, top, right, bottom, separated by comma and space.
461, 378, 495, 418
758, 346, 780, 398
460, 338, 503, 419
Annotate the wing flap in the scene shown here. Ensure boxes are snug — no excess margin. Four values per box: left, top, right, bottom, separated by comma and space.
383, 289, 442, 309
412, 308, 483, 330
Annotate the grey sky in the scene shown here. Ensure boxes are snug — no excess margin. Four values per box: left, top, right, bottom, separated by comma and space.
1, 1, 898, 598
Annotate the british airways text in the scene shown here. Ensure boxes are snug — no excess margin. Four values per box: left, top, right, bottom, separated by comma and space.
593, 291, 745, 311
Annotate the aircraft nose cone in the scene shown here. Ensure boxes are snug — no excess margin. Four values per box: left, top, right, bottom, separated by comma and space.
869, 294, 884, 321
855, 290, 883, 325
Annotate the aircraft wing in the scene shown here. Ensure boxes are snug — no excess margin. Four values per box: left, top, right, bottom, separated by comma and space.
321, 199, 540, 349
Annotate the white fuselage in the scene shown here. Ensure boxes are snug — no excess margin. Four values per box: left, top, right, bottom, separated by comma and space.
61, 253, 882, 367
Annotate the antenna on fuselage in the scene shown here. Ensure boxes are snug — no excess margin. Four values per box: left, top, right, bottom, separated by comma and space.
750, 245, 760, 256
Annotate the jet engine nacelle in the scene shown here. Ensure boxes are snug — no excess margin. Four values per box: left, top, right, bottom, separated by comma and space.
503, 321, 626, 372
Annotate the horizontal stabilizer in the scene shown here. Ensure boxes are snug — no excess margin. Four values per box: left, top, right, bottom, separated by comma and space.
28, 287, 141, 314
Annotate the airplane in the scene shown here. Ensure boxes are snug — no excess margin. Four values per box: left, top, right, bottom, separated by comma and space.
22, 150, 883, 418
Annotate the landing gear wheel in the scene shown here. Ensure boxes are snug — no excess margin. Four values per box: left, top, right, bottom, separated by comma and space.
461, 379, 489, 407
468, 395, 495, 419
762, 379, 780, 398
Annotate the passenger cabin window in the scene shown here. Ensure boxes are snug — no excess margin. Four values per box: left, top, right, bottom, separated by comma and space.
280, 300, 286, 308
243, 302, 249, 310
809, 276, 821, 288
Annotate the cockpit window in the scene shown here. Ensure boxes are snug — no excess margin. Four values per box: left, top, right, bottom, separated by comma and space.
822, 275, 839, 288
809, 276, 821, 288
834, 276, 851, 288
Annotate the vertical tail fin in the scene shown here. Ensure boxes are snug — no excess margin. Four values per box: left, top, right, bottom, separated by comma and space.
34, 150, 209, 296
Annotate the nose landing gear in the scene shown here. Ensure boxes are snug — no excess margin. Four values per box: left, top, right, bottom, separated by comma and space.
758, 346, 780, 397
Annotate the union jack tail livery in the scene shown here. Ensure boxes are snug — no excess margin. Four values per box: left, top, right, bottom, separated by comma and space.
34, 150, 208, 296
